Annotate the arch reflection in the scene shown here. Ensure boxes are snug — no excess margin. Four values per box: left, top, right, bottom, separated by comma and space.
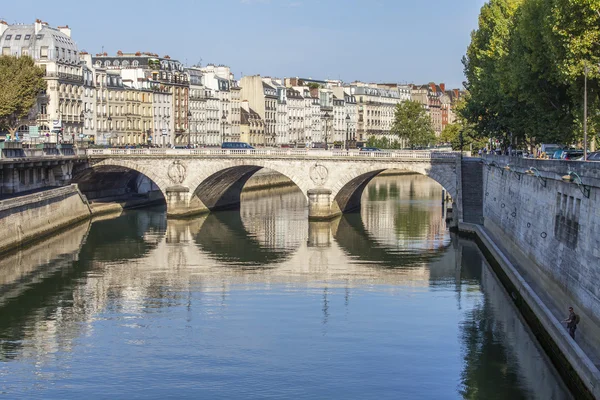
334, 174, 450, 268
81, 208, 167, 262
194, 187, 307, 267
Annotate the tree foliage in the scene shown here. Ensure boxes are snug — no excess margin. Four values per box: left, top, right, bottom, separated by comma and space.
462, 0, 600, 148
366, 136, 402, 149
391, 100, 436, 147
0, 56, 46, 135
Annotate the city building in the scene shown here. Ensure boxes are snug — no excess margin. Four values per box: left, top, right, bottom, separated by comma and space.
91, 52, 189, 146
240, 100, 265, 146
239, 75, 278, 146
286, 88, 305, 147
0, 20, 85, 143
186, 67, 206, 146
347, 83, 403, 142
262, 78, 288, 145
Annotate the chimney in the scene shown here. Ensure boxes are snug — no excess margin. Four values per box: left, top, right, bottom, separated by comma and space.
440, 83, 445, 92
241, 100, 250, 113
58, 25, 71, 38
0, 20, 7, 37
34, 19, 43, 34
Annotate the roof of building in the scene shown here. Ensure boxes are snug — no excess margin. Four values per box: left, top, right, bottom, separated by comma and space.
241, 107, 262, 125
0, 22, 79, 65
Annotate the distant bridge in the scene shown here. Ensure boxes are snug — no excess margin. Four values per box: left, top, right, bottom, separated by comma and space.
82, 149, 461, 220
0, 147, 462, 220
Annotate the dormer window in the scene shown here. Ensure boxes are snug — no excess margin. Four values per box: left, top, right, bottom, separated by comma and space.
5, 35, 11, 40
24, 34, 31, 40
15, 35, 21, 40
36, 34, 43, 39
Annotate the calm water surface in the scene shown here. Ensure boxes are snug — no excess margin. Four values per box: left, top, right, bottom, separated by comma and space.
0, 174, 571, 399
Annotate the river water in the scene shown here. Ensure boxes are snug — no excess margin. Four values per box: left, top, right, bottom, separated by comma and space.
0, 174, 571, 399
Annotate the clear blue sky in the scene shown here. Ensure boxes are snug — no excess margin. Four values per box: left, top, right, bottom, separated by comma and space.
1, 0, 486, 89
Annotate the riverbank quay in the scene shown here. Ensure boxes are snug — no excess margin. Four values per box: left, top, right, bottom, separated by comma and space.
459, 222, 600, 399
0, 185, 93, 256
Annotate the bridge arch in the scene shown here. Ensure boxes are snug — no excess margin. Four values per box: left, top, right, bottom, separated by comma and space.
186, 160, 311, 212
329, 163, 457, 215
72, 159, 170, 204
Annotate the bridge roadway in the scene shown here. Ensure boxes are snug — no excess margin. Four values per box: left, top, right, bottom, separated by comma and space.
1, 148, 461, 220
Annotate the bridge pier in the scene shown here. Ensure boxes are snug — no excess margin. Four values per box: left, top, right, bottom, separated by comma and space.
307, 189, 341, 221
165, 186, 209, 219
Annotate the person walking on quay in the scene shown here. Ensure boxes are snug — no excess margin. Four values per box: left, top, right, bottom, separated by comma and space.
562, 306, 580, 339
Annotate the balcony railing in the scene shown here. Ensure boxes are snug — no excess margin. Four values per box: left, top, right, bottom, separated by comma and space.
45, 72, 84, 83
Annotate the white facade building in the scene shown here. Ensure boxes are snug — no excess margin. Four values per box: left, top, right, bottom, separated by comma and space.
0, 20, 85, 143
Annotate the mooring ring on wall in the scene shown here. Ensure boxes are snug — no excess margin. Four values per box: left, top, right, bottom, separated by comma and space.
511, 212, 516, 217
501, 203, 506, 208
527, 222, 531, 228
541, 232, 547, 239
485, 192, 489, 197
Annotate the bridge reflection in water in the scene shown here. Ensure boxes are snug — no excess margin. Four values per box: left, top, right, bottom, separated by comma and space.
0, 174, 571, 399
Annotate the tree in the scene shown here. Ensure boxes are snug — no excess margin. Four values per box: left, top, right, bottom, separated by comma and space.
462, 0, 600, 148
0, 56, 46, 136
391, 100, 436, 147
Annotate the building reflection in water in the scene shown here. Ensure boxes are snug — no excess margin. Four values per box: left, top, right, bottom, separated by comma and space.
0, 172, 571, 399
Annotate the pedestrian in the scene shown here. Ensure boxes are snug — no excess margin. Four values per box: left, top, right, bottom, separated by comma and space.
478, 148, 483, 157
562, 306, 580, 339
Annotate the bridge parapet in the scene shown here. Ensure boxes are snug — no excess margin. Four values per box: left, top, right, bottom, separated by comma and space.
86, 148, 459, 160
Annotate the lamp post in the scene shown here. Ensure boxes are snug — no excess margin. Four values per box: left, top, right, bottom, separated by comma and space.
345, 114, 351, 151
221, 109, 227, 146
80, 111, 85, 147
187, 110, 192, 148
584, 65, 589, 161
107, 116, 113, 147
324, 111, 330, 149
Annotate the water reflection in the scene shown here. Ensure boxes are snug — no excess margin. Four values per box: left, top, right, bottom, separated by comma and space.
0, 174, 571, 399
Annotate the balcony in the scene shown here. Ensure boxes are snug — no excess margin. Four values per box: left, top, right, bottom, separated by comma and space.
45, 72, 84, 83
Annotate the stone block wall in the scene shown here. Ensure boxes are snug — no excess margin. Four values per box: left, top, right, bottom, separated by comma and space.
482, 157, 600, 325
0, 185, 92, 254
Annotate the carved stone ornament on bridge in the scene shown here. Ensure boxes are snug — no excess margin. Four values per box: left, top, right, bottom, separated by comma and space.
309, 163, 329, 187
167, 161, 187, 184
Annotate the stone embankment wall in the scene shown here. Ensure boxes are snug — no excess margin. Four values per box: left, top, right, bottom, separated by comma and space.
481, 156, 600, 326
0, 185, 92, 254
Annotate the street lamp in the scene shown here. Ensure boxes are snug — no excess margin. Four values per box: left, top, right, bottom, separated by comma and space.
324, 111, 330, 149
345, 114, 351, 151
80, 111, 85, 147
584, 65, 589, 161
221, 109, 227, 146
187, 110, 192, 148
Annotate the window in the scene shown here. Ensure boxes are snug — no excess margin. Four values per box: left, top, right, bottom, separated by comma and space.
21, 47, 28, 56
24, 34, 31, 40
2, 47, 10, 56
5, 35, 11, 40
15, 35, 21, 40
36, 34, 43, 39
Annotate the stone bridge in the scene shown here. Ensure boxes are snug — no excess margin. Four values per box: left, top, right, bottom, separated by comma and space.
79, 148, 461, 220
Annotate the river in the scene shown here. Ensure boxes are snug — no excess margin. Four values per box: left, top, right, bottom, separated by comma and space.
0, 174, 571, 399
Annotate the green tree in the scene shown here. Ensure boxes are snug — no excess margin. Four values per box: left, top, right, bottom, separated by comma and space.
461, 0, 523, 144
462, 0, 600, 148
391, 100, 436, 147
0, 55, 46, 136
